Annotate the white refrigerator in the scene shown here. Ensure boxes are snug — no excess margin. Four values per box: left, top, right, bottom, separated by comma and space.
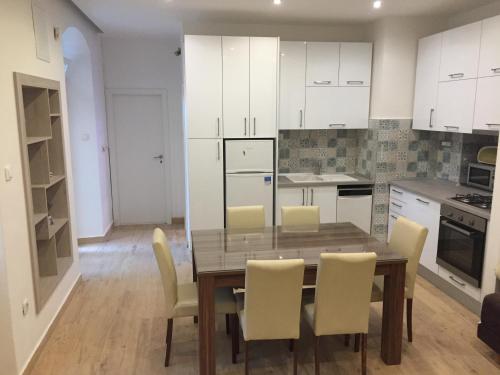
225, 140, 275, 226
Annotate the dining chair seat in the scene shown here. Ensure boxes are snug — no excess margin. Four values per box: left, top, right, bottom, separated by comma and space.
174, 283, 237, 317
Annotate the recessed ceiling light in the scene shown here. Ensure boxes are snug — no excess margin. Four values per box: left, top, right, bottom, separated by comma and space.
373, 0, 382, 9
274, 0, 282, 5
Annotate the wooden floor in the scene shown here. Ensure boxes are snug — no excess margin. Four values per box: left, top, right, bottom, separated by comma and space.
27, 225, 500, 375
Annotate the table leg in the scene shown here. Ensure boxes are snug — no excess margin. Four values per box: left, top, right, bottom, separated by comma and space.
198, 274, 216, 375
381, 262, 406, 365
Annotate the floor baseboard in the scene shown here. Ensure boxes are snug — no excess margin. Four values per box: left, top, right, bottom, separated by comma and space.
77, 224, 113, 245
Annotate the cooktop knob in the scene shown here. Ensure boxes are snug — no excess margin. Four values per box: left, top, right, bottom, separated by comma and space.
448, 213, 454, 217
469, 220, 475, 226
458, 216, 464, 222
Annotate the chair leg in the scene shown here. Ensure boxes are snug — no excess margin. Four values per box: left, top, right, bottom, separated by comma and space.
194, 316, 198, 324
231, 314, 239, 364
361, 333, 367, 375
245, 341, 250, 375
344, 334, 350, 347
293, 339, 298, 375
226, 314, 231, 335
314, 335, 320, 375
407, 298, 413, 343
164, 318, 173, 367
354, 334, 360, 353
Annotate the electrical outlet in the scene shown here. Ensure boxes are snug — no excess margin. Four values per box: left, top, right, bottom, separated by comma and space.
22, 299, 29, 316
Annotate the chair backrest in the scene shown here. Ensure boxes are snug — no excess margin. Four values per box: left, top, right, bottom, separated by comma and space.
388, 216, 428, 298
226, 205, 265, 230
281, 206, 320, 227
313, 252, 377, 336
243, 259, 305, 341
152, 228, 178, 318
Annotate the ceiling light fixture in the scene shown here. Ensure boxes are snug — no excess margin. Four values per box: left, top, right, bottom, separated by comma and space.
274, 0, 282, 5
373, 0, 382, 9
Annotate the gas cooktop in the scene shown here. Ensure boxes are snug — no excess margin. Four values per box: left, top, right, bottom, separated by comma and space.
450, 194, 493, 210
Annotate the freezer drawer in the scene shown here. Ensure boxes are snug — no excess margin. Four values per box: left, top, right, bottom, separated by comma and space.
337, 195, 373, 234
225, 174, 274, 226
225, 140, 274, 173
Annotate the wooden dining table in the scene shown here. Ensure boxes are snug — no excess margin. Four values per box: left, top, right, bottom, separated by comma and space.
191, 222, 408, 375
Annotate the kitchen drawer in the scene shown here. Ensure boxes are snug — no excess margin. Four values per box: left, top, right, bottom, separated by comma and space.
389, 197, 407, 216
409, 193, 440, 215
438, 266, 481, 301
389, 185, 409, 203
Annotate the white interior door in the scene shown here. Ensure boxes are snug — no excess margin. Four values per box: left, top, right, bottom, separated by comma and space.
108, 90, 170, 225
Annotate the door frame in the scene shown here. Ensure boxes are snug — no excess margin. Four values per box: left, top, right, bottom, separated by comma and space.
106, 88, 172, 225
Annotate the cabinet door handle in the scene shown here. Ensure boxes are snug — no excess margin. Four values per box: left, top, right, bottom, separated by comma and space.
310, 189, 314, 205
217, 142, 220, 161
346, 80, 364, 85
444, 125, 459, 131
299, 110, 303, 128
390, 214, 398, 220
244, 118, 247, 136
429, 108, 434, 128
448, 73, 464, 79
491, 68, 500, 73
217, 117, 220, 137
313, 80, 331, 85
416, 198, 430, 205
329, 123, 346, 127
486, 123, 500, 127
391, 189, 403, 195
391, 202, 402, 208
253, 117, 256, 136
449, 275, 466, 287
302, 189, 305, 206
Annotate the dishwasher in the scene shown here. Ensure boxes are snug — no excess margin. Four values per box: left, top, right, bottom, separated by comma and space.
337, 185, 373, 234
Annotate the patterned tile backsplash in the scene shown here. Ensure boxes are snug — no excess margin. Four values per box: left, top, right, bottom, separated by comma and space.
278, 121, 498, 242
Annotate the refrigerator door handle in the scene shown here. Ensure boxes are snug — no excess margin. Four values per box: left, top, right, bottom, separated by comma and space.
302, 188, 305, 206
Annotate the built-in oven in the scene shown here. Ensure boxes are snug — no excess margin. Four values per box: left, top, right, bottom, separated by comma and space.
467, 162, 495, 192
437, 205, 487, 288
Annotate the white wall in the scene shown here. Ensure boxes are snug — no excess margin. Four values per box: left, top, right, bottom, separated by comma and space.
102, 36, 185, 218
63, 27, 112, 239
0, 0, 103, 372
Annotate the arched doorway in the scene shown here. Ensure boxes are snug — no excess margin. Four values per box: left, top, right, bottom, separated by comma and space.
62, 27, 110, 240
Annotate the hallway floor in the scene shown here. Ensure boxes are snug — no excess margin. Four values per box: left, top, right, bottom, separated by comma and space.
27, 225, 500, 375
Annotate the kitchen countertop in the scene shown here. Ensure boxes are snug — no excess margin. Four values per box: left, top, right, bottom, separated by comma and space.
391, 178, 492, 220
278, 173, 374, 188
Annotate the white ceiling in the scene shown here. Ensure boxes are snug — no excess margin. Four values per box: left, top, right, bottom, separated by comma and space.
72, 0, 496, 36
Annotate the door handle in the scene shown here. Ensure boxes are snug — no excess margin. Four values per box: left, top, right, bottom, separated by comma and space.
310, 189, 314, 205
244, 118, 247, 136
346, 80, 364, 85
429, 108, 434, 128
313, 80, 332, 85
329, 123, 346, 127
391, 202, 402, 208
253, 117, 256, 136
448, 73, 464, 79
444, 125, 459, 131
302, 188, 305, 206
449, 275, 466, 287
217, 142, 220, 161
217, 117, 220, 137
416, 198, 430, 205
153, 154, 164, 164
299, 110, 303, 128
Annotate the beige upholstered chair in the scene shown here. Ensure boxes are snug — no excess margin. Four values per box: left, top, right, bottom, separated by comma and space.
236, 259, 305, 375
304, 253, 377, 375
281, 206, 320, 227
152, 228, 238, 366
227, 205, 265, 230
371, 216, 428, 343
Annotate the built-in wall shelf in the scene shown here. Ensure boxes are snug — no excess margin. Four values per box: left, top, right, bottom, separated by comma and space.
14, 72, 73, 313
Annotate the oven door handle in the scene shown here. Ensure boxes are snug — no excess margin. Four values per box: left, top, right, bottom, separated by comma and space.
441, 220, 477, 237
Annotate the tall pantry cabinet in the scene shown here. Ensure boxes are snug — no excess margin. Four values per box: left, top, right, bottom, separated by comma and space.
184, 35, 279, 235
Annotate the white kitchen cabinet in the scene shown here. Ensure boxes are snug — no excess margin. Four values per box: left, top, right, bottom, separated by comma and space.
439, 22, 481, 81
438, 266, 481, 301
276, 187, 307, 225
387, 212, 400, 240
223, 36, 250, 138
184, 35, 223, 139
279, 41, 306, 130
435, 80, 476, 133
277, 186, 337, 225
305, 87, 369, 130
306, 42, 340, 87
250, 37, 278, 138
309, 186, 337, 224
478, 15, 500, 78
412, 33, 442, 131
473, 76, 500, 132
187, 139, 224, 230
339, 43, 372, 87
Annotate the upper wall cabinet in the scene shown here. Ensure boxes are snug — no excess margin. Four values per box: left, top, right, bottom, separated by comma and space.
279, 41, 306, 130
223, 36, 278, 138
223, 36, 250, 138
435, 80, 476, 134
478, 15, 500, 78
306, 42, 340, 86
439, 22, 481, 81
413, 33, 442, 131
249, 37, 279, 138
185, 35, 223, 139
474, 76, 500, 131
338, 43, 373, 86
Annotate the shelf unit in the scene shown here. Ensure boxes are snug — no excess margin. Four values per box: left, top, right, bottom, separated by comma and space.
14, 73, 74, 313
